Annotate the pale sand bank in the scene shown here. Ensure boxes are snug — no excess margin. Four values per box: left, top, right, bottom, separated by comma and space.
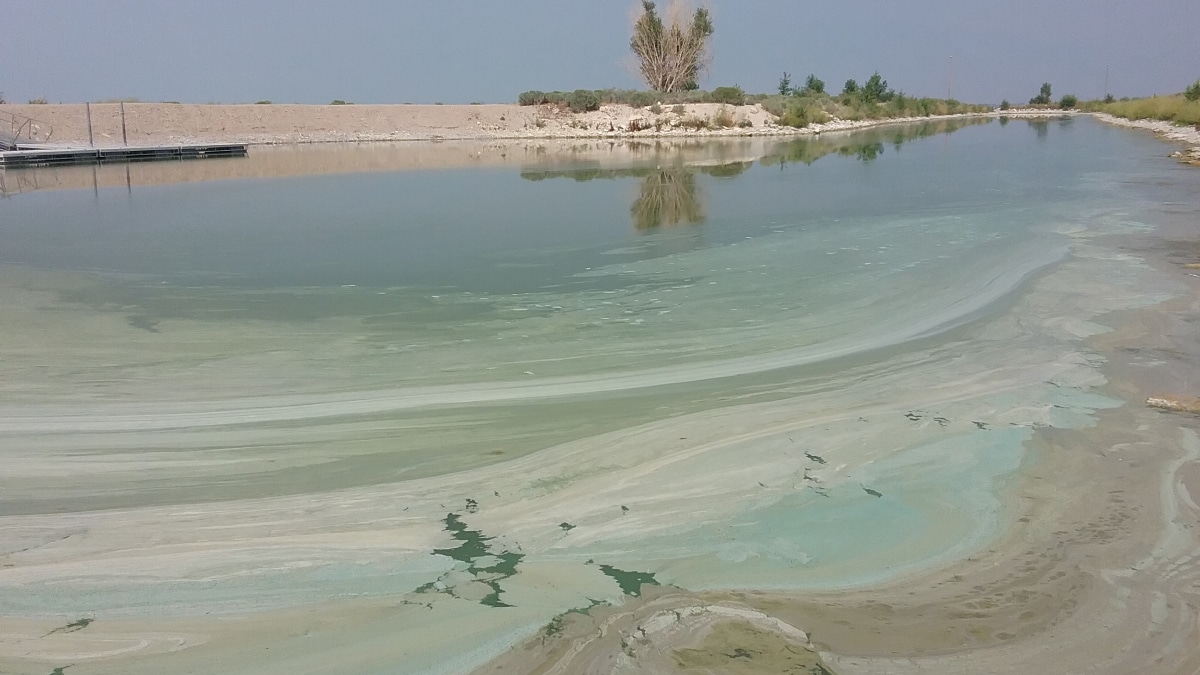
2, 102, 997, 148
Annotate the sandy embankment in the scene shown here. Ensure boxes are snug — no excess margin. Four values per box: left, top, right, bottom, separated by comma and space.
5, 103, 1197, 164
1, 101, 999, 148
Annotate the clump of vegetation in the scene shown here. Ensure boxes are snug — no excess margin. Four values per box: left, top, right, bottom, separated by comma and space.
1029, 82, 1053, 105
1059, 94, 1078, 110
803, 74, 826, 95
630, 0, 713, 92
567, 89, 600, 113
753, 68, 987, 126
711, 106, 735, 127
518, 90, 547, 106
777, 107, 808, 128
1185, 80, 1200, 102
778, 72, 793, 96
671, 103, 686, 114
648, 102, 663, 114
0, 91, 7, 104
999, 99, 1011, 110
28, 96, 48, 104
1084, 93, 1200, 126
711, 86, 745, 105
519, 88, 756, 109
861, 72, 893, 103
255, 100, 272, 105
329, 99, 352, 105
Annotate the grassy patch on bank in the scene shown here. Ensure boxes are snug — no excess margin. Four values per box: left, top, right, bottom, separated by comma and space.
517, 84, 990, 129
1082, 94, 1200, 126
749, 91, 990, 128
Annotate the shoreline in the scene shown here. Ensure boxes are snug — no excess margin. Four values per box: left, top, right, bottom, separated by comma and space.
4, 101, 1004, 148
4, 103, 1196, 164
1090, 111, 1200, 164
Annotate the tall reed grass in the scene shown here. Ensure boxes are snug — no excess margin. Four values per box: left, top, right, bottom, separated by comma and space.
1085, 95, 1200, 126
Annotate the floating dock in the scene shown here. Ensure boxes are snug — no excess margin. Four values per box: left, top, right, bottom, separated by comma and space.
0, 143, 248, 168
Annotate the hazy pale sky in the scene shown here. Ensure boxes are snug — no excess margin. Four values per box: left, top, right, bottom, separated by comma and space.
3, 0, 1197, 105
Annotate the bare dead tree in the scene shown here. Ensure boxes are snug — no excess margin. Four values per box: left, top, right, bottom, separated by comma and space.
629, 1, 713, 93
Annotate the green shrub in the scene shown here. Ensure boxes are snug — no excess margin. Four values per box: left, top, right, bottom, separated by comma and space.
842, 79, 858, 95
1185, 80, 1200, 102
648, 102, 662, 114
255, 100, 272, 105
330, 99, 351, 105
518, 90, 547, 106
711, 86, 745, 105
567, 89, 600, 113
1059, 94, 1078, 109
758, 97, 787, 117
1000, 99, 1010, 110
28, 96, 48, 104
712, 106, 735, 127
778, 106, 808, 128
671, 104, 686, 115
803, 74, 825, 95
628, 91, 659, 108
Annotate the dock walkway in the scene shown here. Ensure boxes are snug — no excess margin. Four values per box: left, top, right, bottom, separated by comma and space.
0, 143, 248, 168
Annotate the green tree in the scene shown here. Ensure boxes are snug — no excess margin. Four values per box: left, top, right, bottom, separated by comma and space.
862, 72, 891, 103
803, 74, 825, 95
1059, 94, 1077, 109
999, 99, 1011, 110
630, 1, 714, 93
1185, 80, 1200, 102
1029, 82, 1052, 105
842, 79, 858, 95
778, 72, 793, 96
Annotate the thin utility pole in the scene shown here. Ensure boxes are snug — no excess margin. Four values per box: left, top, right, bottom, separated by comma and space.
947, 56, 954, 100
85, 102, 94, 148
1104, 65, 1110, 99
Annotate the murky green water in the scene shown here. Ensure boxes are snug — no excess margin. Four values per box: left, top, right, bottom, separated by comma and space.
2, 117, 1199, 673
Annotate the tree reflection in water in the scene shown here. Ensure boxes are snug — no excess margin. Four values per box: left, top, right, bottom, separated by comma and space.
630, 169, 703, 230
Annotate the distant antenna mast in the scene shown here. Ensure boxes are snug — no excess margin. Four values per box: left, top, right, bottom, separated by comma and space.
947, 56, 954, 100
1104, 65, 1110, 99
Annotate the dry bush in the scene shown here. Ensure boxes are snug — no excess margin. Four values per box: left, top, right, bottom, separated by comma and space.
629, 1, 713, 93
